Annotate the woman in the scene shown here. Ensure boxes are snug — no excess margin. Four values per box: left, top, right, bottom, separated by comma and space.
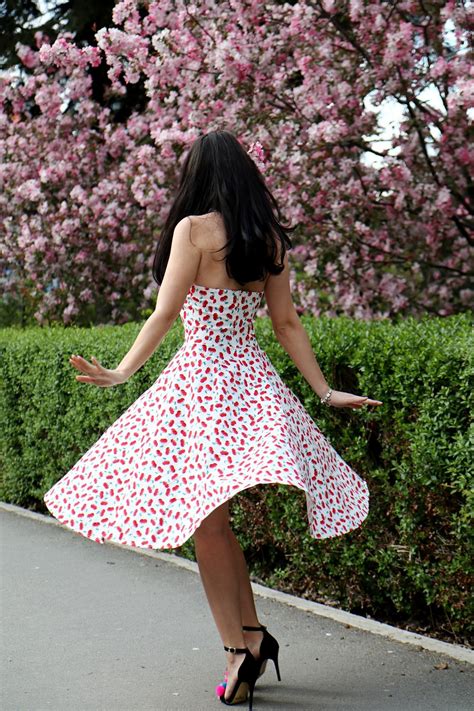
44, 129, 382, 709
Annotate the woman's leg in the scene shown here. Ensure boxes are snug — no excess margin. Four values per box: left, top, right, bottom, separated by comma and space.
193, 501, 248, 700
227, 528, 265, 658
193, 502, 265, 677
226, 528, 260, 626
193, 500, 245, 648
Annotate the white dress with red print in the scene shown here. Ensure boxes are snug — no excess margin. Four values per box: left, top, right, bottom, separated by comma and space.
44, 283, 369, 549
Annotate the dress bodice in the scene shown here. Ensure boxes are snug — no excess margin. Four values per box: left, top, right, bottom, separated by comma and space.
180, 284, 264, 349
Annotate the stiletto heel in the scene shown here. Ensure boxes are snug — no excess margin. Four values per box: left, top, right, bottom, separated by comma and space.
273, 655, 281, 682
216, 645, 260, 709
242, 624, 282, 681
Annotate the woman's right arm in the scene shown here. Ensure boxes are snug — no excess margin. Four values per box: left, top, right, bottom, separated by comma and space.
70, 217, 202, 388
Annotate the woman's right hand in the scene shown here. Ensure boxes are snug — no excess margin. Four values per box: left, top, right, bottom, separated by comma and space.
323, 389, 383, 409
69, 354, 128, 388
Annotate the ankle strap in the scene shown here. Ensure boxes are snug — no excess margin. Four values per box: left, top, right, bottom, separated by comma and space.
224, 645, 248, 654
242, 625, 267, 631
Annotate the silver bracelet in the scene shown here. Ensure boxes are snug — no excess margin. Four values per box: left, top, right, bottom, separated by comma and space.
320, 387, 333, 405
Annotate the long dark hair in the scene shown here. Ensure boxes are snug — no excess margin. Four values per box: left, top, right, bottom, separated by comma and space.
152, 129, 295, 286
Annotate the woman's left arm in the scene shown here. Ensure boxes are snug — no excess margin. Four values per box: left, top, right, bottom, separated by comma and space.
71, 217, 201, 386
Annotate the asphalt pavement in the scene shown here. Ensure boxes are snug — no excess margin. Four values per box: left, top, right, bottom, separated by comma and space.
1, 508, 473, 711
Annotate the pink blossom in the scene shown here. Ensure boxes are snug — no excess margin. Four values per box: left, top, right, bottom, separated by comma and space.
18, 179, 42, 201
15, 43, 39, 69
1, 0, 471, 325
79, 288, 94, 302
247, 141, 267, 172
435, 187, 453, 212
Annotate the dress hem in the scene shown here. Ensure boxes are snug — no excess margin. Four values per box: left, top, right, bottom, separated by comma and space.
43, 477, 369, 552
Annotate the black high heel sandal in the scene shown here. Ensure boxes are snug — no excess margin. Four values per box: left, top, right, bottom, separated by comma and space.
217, 645, 260, 709
242, 625, 281, 681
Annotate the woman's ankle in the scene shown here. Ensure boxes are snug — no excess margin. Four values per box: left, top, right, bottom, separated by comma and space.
243, 628, 264, 658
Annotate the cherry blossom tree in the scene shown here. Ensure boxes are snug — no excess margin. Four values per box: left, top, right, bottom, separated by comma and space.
1, 0, 472, 325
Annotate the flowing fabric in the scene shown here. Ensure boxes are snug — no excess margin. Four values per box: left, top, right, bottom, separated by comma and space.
44, 283, 369, 549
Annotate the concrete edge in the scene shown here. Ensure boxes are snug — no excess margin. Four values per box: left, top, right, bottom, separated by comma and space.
2, 500, 473, 665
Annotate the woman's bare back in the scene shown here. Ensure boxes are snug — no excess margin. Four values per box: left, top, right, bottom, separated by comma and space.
189, 212, 268, 293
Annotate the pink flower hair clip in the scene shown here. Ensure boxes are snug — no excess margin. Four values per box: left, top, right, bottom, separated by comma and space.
247, 140, 268, 173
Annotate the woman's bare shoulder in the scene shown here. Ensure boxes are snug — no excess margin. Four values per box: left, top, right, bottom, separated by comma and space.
188, 211, 222, 226
187, 212, 226, 251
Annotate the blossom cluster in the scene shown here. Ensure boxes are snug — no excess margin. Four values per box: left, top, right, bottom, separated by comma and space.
1, 1, 472, 324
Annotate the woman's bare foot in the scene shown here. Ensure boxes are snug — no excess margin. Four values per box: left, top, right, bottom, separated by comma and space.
224, 650, 249, 702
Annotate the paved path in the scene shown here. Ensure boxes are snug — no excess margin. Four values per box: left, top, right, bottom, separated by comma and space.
1, 508, 472, 711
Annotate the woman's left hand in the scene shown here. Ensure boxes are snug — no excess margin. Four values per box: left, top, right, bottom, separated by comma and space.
69, 354, 127, 387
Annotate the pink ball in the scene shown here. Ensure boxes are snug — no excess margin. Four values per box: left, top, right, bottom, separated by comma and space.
215, 683, 226, 697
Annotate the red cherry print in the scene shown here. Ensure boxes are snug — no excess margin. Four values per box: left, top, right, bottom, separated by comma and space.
43, 283, 369, 550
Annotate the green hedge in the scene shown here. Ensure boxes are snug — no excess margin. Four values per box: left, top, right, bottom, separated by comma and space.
0, 313, 472, 644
